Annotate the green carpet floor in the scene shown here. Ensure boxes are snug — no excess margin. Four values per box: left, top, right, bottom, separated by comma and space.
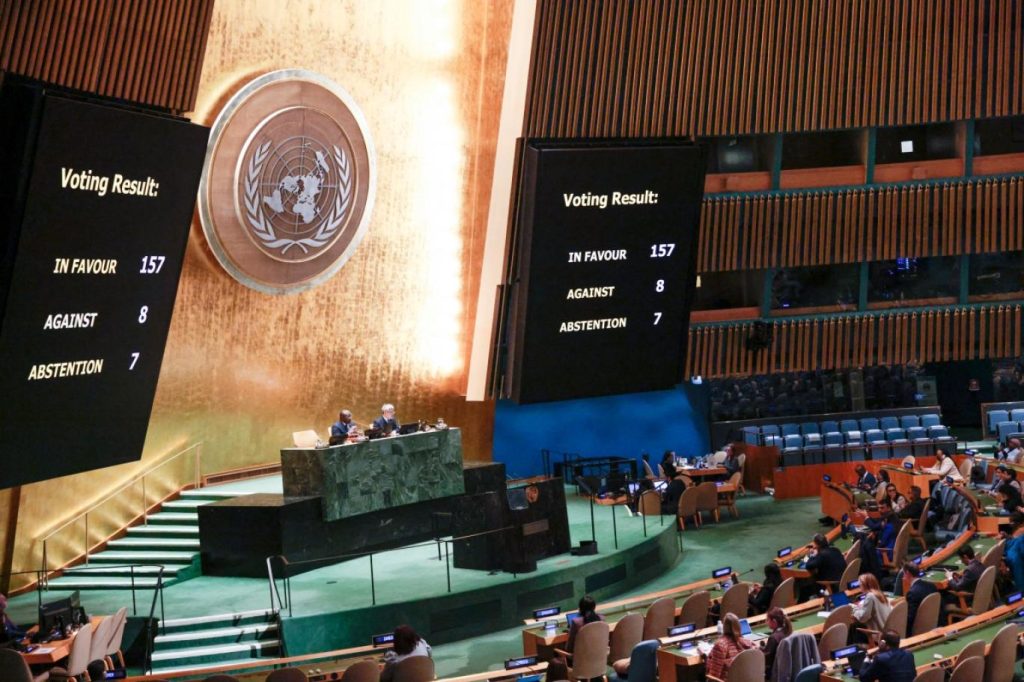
430, 494, 822, 677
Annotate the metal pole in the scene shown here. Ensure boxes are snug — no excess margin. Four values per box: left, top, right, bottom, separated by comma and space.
84, 514, 89, 565
142, 477, 147, 525
612, 505, 618, 549
370, 553, 376, 605
130, 566, 137, 615
159, 574, 166, 635
195, 443, 202, 489
444, 541, 451, 593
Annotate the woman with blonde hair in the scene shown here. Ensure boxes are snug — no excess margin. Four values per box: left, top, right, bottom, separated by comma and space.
705, 612, 753, 679
851, 573, 891, 642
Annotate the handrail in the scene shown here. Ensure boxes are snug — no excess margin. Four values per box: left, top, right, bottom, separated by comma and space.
37, 442, 202, 587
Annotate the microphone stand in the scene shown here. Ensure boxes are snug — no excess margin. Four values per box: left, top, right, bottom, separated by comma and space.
575, 475, 598, 553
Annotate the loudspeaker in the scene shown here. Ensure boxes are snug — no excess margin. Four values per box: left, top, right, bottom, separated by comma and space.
571, 540, 598, 556
745, 321, 773, 351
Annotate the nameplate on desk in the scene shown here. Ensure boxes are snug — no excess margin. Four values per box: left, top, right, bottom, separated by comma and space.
533, 606, 560, 619
822, 474, 831, 482
777, 547, 792, 558
712, 566, 731, 578
1008, 592, 1023, 605
372, 633, 395, 647
848, 579, 861, 589
505, 656, 537, 670
904, 462, 914, 469
668, 623, 696, 637
103, 672, 128, 680
831, 645, 860, 660
523, 520, 549, 536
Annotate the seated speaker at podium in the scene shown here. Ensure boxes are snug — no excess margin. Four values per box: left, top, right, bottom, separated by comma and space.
372, 402, 401, 436
329, 409, 361, 445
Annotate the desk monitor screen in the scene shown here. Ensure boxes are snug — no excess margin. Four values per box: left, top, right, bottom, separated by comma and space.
372, 633, 395, 647
712, 566, 731, 579
1008, 592, 1023, 605
653, 480, 668, 492
847, 579, 861, 590
777, 547, 792, 558
102, 672, 127, 680
533, 606, 560, 619
505, 656, 537, 670
668, 623, 695, 637
398, 423, 420, 435
904, 461, 914, 469
507, 488, 529, 510
38, 592, 77, 634
831, 592, 851, 608
739, 619, 752, 636
565, 612, 578, 627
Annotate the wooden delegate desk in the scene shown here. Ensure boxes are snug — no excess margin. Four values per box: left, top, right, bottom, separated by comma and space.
819, 602, 1022, 681
21, 616, 103, 666
880, 465, 939, 499
521, 578, 726, 657
676, 466, 727, 480
657, 597, 837, 682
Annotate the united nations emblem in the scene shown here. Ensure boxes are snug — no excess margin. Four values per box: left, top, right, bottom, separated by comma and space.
198, 70, 376, 294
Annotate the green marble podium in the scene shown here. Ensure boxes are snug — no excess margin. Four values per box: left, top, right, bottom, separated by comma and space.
280, 428, 466, 521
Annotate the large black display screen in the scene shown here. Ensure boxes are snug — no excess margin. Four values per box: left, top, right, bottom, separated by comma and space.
0, 80, 209, 488
503, 140, 705, 404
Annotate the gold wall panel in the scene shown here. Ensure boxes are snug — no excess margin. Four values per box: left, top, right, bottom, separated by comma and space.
6, 0, 513, 583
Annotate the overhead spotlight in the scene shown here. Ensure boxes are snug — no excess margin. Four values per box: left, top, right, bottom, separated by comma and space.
900, 140, 914, 153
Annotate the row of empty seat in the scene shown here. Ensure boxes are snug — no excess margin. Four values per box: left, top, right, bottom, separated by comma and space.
739, 414, 956, 465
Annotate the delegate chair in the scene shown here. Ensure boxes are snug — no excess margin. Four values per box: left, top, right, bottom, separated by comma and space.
822, 605, 854, 635
678, 591, 710, 629
343, 661, 381, 682
907, 499, 931, 552
982, 540, 1005, 570
642, 459, 656, 479
265, 669, 307, 682
997, 421, 1019, 443
880, 416, 900, 431
900, 415, 921, 429
706, 647, 764, 682
608, 613, 643, 665
105, 607, 128, 669
928, 425, 956, 446
795, 665, 825, 682
983, 623, 1019, 682
677, 486, 700, 530
48, 623, 93, 681
718, 583, 750, 621
824, 432, 845, 463
860, 417, 880, 432
858, 600, 907, 644
913, 668, 945, 682
881, 521, 911, 570
954, 640, 986, 668
610, 639, 659, 682
950, 656, 985, 682
639, 490, 662, 537
558, 621, 609, 680
390, 659, 434, 682
887, 428, 911, 458
781, 423, 801, 437
802, 435, 824, 465
864, 429, 888, 458
695, 482, 720, 524
988, 410, 1010, 434
88, 615, 115, 672
817, 623, 847, 662
770, 577, 796, 610
1012, 408, 1024, 423
0, 648, 50, 682
843, 539, 861, 564
840, 419, 860, 434
782, 435, 804, 466
800, 423, 821, 438
921, 414, 941, 428
907, 427, 931, 456
641, 598, 675, 641
845, 430, 866, 461
819, 558, 860, 595
946, 566, 996, 624
910, 592, 941, 636
762, 425, 782, 439
821, 421, 840, 438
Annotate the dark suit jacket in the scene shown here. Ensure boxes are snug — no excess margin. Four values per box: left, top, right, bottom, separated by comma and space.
859, 647, 916, 682
806, 546, 846, 582
948, 559, 985, 593
372, 416, 400, 433
858, 471, 877, 491
905, 578, 938, 634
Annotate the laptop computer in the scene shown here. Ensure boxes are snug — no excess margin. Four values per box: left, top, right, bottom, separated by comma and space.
398, 422, 420, 435
739, 619, 768, 642
830, 592, 851, 608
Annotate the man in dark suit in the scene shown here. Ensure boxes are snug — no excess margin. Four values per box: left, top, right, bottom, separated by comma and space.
372, 403, 400, 435
854, 464, 877, 492
940, 546, 986, 616
903, 563, 938, 634
799, 534, 846, 601
859, 630, 916, 682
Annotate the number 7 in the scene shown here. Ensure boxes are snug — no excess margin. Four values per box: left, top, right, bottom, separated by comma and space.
129, 352, 140, 370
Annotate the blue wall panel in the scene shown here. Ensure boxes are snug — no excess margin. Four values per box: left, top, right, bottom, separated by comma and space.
492, 383, 712, 478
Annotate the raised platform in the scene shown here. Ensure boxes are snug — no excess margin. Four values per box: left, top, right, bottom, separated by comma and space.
6, 476, 680, 662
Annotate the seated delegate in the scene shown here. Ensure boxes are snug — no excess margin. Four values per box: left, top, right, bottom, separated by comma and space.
372, 403, 401, 435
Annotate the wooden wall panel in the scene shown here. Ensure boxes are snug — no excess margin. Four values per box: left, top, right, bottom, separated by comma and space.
526, 0, 1024, 137
0, 0, 214, 113
696, 176, 1024, 273
687, 305, 1024, 378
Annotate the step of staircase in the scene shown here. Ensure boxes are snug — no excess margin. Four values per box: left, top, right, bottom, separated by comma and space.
149, 610, 281, 673
45, 576, 165, 589
107, 537, 201, 550
146, 512, 199, 525
150, 639, 282, 669
63, 563, 192, 577
127, 524, 199, 538
154, 622, 279, 650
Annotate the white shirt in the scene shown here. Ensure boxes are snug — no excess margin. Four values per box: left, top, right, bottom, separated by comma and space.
1007, 448, 1022, 464
925, 456, 962, 481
